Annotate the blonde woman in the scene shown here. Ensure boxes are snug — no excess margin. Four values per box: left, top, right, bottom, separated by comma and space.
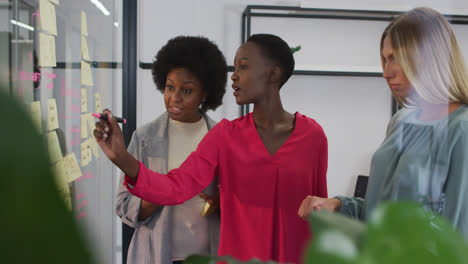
299, 7, 468, 240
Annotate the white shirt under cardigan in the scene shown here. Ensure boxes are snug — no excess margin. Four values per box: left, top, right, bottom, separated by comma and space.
168, 117, 210, 260
115, 112, 220, 264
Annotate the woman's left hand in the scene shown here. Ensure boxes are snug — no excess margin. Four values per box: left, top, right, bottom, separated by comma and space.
298, 196, 341, 220
199, 192, 220, 209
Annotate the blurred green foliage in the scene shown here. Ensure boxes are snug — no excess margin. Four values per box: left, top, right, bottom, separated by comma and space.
185, 202, 468, 264
0, 91, 93, 263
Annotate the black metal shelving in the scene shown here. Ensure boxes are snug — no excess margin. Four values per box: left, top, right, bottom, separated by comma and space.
239, 5, 468, 115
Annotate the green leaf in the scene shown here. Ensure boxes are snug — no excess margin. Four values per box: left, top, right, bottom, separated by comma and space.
361, 202, 468, 264
188, 202, 468, 264
305, 210, 366, 264
291, 45, 302, 54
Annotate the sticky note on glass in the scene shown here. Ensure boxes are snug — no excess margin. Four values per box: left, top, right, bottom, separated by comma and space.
81, 11, 88, 36
30, 101, 42, 134
52, 158, 68, 190
81, 61, 94, 86
52, 158, 72, 211
81, 88, 87, 112
47, 131, 63, 163
81, 141, 92, 166
47, 98, 59, 131
81, 114, 88, 138
39, 0, 57, 35
85, 139, 93, 163
81, 36, 90, 61
38, 32, 56, 67
80, 142, 87, 166
95, 93, 101, 113
91, 137, 100, 158
64, 153, 82, 182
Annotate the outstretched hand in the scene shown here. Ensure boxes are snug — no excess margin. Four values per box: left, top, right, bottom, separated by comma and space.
93, 109, 127, 164
297, 196, 341, 220
93, 109, 139, 179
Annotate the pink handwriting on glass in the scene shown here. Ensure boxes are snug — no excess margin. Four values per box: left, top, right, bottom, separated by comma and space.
19, 71, 41, 82
60, 75, 81, 119
17, 67, 56, 96
31, 9, 39, 24
76, 200, 88, 211
75, 192, 86, 200
77, 211, 87, 220
69, 127, 80, 146
75, 172, 95, 182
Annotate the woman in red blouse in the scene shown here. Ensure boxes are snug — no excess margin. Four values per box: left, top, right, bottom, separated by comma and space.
95, 34, 328, 264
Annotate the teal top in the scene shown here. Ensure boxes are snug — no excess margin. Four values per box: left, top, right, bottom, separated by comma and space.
338, 104, 468, 240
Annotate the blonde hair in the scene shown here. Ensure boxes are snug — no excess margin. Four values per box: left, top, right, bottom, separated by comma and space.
380, 7, 468, 107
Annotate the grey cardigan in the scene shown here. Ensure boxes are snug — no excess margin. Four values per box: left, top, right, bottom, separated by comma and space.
115, 112, 220, 264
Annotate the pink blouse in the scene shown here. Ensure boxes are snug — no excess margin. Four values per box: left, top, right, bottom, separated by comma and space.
125, 112, 328, 263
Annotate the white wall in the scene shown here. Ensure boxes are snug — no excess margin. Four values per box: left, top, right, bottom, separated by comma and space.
137, 0, 468, 197
280, 75, 391, 196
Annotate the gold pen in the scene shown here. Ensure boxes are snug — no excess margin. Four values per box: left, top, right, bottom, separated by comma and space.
200, 201, 217, 216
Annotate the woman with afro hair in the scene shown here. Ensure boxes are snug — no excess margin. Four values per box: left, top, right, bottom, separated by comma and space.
115, 36, 227, 264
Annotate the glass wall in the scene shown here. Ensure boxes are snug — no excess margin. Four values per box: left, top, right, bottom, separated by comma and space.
1, 0, 122, 263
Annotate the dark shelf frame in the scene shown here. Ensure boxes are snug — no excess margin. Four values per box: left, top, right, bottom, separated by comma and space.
239, 5, 468, 115
55, 61, 121, 69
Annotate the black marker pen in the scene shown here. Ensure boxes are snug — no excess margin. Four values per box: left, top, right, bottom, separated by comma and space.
92, 113, 127, 124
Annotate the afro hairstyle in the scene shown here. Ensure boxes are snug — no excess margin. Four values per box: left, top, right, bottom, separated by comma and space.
152, 36, 228, 112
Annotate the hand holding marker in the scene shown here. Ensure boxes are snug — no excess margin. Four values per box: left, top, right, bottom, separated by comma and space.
92, 113, 127, 124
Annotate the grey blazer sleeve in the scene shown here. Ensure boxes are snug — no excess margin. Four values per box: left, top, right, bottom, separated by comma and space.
115, 131, 154, 228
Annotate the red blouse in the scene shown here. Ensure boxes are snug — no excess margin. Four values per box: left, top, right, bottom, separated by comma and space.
125, 112, 328, 263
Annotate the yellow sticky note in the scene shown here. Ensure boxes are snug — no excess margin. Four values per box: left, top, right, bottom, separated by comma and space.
52, 159, 72, 211
85, 139, 93, 164
81, 36, 90, 61
49, 0, 59, 4
38, 32, 56, 67
47, 98, 59, 131
81, 11, 88, 37
30, 101, 42, 134
39, 0, 57, 35
47, 131, 63, 163
81, 114, 88, 138
87, 113, 96, 135
81, 88, 87, 113
81, 61, 94, 86
81, 141, 92, 166
91, 137, 100, 159
80, 142, 87, 166
95, 93, 101, 113
61, 186, 72, 211
52, 158, 68, 190
64, 153, 82, 182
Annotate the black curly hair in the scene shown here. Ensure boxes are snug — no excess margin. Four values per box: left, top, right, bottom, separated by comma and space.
246, 34, 295, 88
152, 36, 227, 112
